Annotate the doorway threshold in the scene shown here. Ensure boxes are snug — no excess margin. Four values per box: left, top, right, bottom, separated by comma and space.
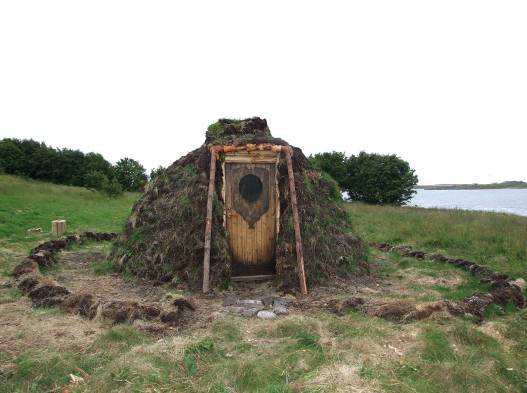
231, 274, 275, 282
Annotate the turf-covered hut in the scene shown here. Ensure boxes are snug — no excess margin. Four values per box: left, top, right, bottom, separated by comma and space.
113, 118, 366, 293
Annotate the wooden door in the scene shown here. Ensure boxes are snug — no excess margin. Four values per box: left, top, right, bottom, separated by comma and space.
224, 152, 278, 275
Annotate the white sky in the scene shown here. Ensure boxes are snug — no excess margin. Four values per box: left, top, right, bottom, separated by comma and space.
1, 1, 526, 185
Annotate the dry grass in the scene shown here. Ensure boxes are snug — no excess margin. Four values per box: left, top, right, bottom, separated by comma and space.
1, 178, 526, 392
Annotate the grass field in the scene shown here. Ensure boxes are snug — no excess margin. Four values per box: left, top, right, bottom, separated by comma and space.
1, 175, 526, 392
347, 202, 527, 280
0, 175, 138, 252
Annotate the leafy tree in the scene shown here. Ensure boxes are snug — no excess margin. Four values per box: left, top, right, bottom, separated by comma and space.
309, 152, 348, 187
149, 166, 166, 181
0, 138, 145, 195
104, 178, 123, 197
84, 170, 110, 191
0, 139, 24, 174
345, 152, 418, 205
84, 152, 114, 179
114, 158, 147, 192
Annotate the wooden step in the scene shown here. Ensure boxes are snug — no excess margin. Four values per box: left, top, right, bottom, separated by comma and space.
231, 274, 275, 282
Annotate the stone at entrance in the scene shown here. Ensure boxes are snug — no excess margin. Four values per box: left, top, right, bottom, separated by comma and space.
257, 310, 277, 319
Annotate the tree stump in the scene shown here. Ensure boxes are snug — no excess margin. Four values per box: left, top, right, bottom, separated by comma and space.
51, 220, 66, 237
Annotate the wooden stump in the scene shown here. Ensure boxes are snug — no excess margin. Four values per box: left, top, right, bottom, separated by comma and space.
51, 220, 66, 237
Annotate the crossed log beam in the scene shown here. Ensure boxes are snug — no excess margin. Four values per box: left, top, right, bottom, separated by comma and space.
202, 144, 308, 295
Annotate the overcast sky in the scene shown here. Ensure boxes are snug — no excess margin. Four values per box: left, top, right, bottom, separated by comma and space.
1, 1, 525, 184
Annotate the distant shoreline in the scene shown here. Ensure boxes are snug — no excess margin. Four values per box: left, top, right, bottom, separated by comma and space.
416, 181, 527, 190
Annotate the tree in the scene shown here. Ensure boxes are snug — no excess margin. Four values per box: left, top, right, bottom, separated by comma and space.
114, 158, 147, 192
84, 153, 114, 180
84, 170, 110, 191
149, 166, 166, 181
104, 178, 123, 197
345, 152, 418, 205
309, 152, 348, 188
0, 139, 24, 174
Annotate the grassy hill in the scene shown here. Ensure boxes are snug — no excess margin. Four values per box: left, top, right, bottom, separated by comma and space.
1, 175, 526, 392
0, 174, 138, 251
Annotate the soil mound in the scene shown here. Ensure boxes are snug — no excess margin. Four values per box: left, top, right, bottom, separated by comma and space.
113, 117, 367, 290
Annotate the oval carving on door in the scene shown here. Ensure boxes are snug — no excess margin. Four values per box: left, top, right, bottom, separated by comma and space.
231, 166, 270, 228
239, 174, 263, 203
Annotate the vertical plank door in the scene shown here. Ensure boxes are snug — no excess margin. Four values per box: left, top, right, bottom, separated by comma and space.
224, 152, 278, 275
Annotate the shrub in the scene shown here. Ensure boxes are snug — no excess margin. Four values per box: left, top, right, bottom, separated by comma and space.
310, 151, 418, 205
346, 152, 418, 205
149, 166, 165, 181
309, 151, 348, 187
114, 158, 147, 192
0, 138, 126, 193
84, 170, 110, 191
104, 178, 123, 197
0, 139, 25, 174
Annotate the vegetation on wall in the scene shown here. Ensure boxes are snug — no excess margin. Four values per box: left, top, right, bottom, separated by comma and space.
310, 151, 418, 205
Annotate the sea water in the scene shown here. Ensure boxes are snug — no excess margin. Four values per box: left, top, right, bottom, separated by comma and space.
409, 188, 527, 217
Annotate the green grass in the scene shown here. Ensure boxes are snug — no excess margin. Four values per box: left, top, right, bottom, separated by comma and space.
347, 202, 527, 279
1, 175, 527, 391
0, 174, 138, 251
91, 259, 118, 275
361, 319, 526, 393
0, 325, 152, 393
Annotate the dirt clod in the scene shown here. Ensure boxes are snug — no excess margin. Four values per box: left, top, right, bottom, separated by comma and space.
137, 304, 162, 320
28, 282, 70, 307
160, 310, 180, 326
11, 259, 39, 278
370, 301, 416, 322
100, 300, 139, 323
17, 275, 40, 293
61, 293, 99, 319
173, 297, 196, 311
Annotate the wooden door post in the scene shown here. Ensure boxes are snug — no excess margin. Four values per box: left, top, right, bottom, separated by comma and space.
284, 146, 308, 295
202, 147, 220, 293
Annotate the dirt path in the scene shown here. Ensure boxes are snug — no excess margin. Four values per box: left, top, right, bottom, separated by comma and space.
54, 248, 167, 304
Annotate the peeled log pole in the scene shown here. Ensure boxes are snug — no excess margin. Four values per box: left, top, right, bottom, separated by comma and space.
202, 148, 219, 293
284, 147, 308, 295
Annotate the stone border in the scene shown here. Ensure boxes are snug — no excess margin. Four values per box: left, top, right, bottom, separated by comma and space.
367, 242, 526, 322
10, 232, 195, 331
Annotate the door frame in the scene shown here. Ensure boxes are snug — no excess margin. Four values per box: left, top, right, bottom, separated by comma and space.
201, 144, 307, 295
221, 150, 280, 269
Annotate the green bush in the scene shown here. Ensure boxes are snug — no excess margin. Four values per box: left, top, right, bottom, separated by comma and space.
104, 178, 123, 197
0, 138, 124, 193
0, 139, 24, 174
149, 166, 166, 181
346, 152, 418, 205
84, 170, 110, 191
114, 158, 148, 192
309, 151, 348, 187
310, 151, 418, 205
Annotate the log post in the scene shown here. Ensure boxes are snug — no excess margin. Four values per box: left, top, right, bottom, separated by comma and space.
51, 220, 66, 237
202, 147, 220, 293
284, 146, 308, 295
